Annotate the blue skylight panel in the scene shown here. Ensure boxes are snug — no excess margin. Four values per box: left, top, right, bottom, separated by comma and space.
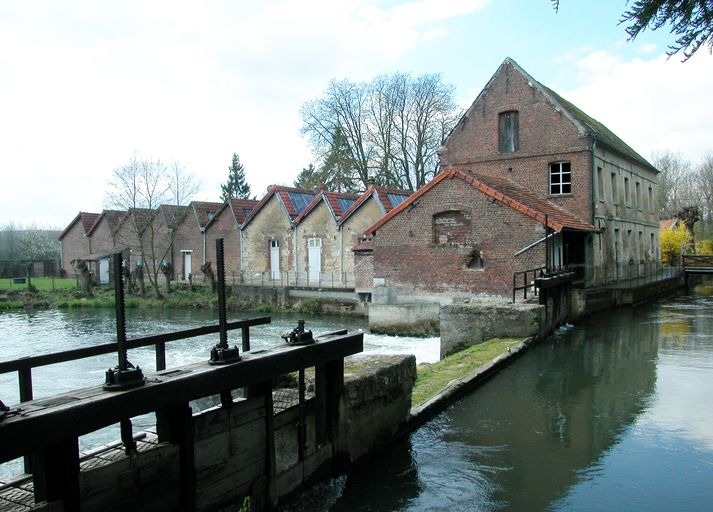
387, 193, 409, 207
337, 197, 357, 213
288, 192, 315, 215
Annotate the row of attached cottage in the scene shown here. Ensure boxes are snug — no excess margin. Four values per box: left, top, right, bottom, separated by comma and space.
59, 184, 411, 290
59, 58, 662, 301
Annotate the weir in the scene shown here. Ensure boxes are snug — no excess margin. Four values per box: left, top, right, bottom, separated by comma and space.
0, 240, 412, 511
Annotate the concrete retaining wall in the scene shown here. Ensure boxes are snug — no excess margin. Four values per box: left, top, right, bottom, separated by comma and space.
335, 355, 416, 468
440, 302, 544, 358
368, 303, 441, 336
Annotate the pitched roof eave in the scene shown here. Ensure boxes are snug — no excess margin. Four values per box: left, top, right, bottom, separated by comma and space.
365, 169, 599, 236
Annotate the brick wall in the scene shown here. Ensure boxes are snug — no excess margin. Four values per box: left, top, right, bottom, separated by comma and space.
372, 177, 546, 298
205, 208, 241, 278
354, 252, 374, 291
440, 60, 593, 224
172, 214, 205, 280
60, 221, 90, 275
88, 218, 115, 257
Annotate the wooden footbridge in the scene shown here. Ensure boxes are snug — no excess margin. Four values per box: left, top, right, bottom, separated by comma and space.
682, 254, 713, 288
0, 240, 364, 511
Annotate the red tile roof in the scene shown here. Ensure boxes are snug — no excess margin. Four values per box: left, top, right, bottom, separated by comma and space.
158, 204, 190, 230
86, 210, 126, 236
337, 185, 412, 226
365, 169, 599, 235
191, 201, 223, 229
660, 219, 678, 231
229, 198, 259, 224
115, 208, 156, 236
242, 185, 317, 228
59, 211, 100, 240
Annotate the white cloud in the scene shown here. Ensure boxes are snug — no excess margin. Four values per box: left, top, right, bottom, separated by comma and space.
561, 49, 713, 166
0, 0, 489, 227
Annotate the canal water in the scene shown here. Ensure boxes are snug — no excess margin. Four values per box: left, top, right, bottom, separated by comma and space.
0, 308, 438, 480
288, 289, 713, 511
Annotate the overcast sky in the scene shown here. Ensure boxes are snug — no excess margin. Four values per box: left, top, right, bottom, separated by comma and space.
2, 0, 711, 229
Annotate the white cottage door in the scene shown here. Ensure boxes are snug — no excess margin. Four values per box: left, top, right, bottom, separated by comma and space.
99, 259, 109, 284
182, 251, 192, 280
270, 240, 280, 279
308, 238, 321, 283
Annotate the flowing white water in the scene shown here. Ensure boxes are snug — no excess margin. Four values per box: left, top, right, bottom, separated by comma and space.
0, 308, 439, 480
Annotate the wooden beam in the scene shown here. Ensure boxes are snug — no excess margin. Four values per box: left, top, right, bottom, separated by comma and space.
0, 332, 363, 463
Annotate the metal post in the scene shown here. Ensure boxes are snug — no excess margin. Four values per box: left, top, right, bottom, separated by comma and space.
209, 238, 240, 364
545, 214, 549, 273
104, 253, 145, 390
242, 325, 250, 352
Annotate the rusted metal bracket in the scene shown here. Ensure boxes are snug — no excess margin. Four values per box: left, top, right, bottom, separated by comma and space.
281, 319, 315, 346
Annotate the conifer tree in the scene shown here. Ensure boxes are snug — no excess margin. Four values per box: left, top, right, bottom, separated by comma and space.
221, 153, 252, 201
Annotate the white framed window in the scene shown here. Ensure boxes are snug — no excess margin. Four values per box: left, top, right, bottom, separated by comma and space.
549, 161, 571, 195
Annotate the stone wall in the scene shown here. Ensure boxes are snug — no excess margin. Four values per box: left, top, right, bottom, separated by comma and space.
205, 207, 241, 277
440, 302, 544, 358
335, 355, 416, 468
241, 197, 293, 277
295, 201, 340, 280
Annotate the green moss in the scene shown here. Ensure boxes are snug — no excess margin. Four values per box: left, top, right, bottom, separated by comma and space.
411, 338, 521, 406
0, 300, 21, 309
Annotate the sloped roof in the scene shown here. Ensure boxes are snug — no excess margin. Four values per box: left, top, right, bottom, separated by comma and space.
660, 218, 678, 231
337, 185, 412, 226
191, 201, 223, 229
229, 198, 259, 224
158, 204, 190, 230
365, 169, 599, 235
59, 211, 100, 240
242, 185, 317, 228
115, 208, 156, 236
448, 57, 657, 173
86, 210, 126, 236
292, 190, 360, 226
204, 198, 260, 230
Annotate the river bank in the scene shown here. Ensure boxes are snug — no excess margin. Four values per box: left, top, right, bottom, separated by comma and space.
0, 280, 350, 317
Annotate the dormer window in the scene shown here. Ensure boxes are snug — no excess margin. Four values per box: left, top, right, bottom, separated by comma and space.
499, 111, 519, 153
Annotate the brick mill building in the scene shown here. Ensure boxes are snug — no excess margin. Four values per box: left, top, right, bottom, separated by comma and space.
366, 57, 659, 300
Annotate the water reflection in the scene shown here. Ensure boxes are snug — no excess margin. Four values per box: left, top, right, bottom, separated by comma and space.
302, 292, 713, 511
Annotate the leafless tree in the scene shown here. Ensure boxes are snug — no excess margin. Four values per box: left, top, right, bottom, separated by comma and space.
694, 152, 713, 238
106, 154, 195, 298
652, 150, 697, 219
300, 73, 460, 192
169, 162, 201, 206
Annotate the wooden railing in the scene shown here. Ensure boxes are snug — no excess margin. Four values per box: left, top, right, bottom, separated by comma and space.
683, 254, 713, 269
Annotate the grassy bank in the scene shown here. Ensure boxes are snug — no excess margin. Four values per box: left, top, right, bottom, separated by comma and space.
411, 338, 522, 406
0, 280, 336, 315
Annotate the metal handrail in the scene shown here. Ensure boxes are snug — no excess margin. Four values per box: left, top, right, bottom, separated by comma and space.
0, 317, 270, 375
